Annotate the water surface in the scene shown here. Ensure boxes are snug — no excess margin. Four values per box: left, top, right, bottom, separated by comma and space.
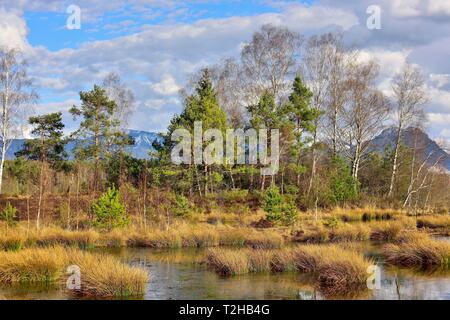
1, 247, 449, 300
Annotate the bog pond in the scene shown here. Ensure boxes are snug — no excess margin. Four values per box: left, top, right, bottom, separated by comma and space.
1, 246, 449, 300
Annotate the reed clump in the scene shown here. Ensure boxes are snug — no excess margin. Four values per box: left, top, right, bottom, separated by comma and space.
70, 250, 148, 297
206, 248, 250, 276
32, 228, 99, 249
0, 247, 148, 297
0, 247, 69, 283
417, 215, 450, 230
206, 245, 371, 297
0, 233, 26, 251
370, 222, 404, 242
384, 238, 450, 269
329, 224, 371, 242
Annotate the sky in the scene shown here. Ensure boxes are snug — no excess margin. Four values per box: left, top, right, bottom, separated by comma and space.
0, 0, 450, 147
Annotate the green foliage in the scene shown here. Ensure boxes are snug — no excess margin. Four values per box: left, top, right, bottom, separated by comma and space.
15, 112, 67, 169
248, 91, 284, 129
263, 184, 298, 225
91, 187, 129, 230
221, 189, 249, 203
167, 69, 227, 145
323, 216, 340, 229
263, 184, 283, 222
0, 202, 17, 228
172, 194, 191, 218
280, 202, 298, 226
70, 85, 132, 161
329, 157, 359, 204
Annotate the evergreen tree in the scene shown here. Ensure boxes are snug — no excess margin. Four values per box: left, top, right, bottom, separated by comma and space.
166, 69, 227, 196
283, 76, 319, 188
16, 112, 67, 229
70, 85, 132, 190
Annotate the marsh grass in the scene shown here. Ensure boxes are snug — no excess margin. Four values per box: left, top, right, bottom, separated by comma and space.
331, 208, 401, 223
70, 250, 148, 297
0, 233, 26, 251
0, 247, 69, 283
369, 222, 405, 242
329, 224, 371, 242
206, 248, 250, 276
33, 228, 100, 249
417, 215, 450, 230
206, 245, 371, 296
384, 238, 450, 269
0, 247, 148, 297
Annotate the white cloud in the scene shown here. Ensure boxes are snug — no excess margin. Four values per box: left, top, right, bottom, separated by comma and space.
1, 0, 449, 140
0, 8, 29, 50
151, 74, 180, 96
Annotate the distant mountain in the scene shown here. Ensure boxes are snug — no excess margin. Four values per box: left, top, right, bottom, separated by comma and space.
4, 130, 162, 160
124, 130, 162, 159
369, 127, 450, 171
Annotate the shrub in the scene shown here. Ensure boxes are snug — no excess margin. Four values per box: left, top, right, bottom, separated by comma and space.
172, 194, 191, 218
91, 187, 129, 231
263, 184, 283, 222
263, 185, 298, 225
0, 202, 18, 232
328, 157, 359, 204
281, 202, 298, 226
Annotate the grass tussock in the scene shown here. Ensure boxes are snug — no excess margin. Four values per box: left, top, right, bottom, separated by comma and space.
0, 233, 26, 251
206, 248, 250, 276
369, 222, 405, 242
331, 207, 400, 223
0, 247, 148, 297
70, 250, 148, 297
32, 228, 100, 249
0, 247, 69, 283
417, 215, 450, 230
206, 245, 371, 296
384, 238, 450, 269
329, 224, 371, 242
316, 254, 369, 297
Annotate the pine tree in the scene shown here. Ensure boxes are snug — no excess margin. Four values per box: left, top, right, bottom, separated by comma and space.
70, 85, 131, 191
16, 112, 67, 229
283, 76, 319, 187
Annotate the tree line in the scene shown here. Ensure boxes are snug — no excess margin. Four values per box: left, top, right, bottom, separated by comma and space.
0, 25, 448, 228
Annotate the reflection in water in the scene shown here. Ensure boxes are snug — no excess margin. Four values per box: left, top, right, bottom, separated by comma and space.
0, 247, 449, 300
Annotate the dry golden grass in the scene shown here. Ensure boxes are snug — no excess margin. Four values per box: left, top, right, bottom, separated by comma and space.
206, 245, 371, 297
330, 207, 402, 223
384, 237, 450, 269
369, 221, 405, 242
29, 228, 99, 249
329, 224, 371, 242
0, 233, 26, 251
417, 215, 450, 230
292, 227, 330, 243
317, 253, 369, 297
206, 248, 250, 276
0, 247, 148, 297
70, 250, 148, 297
0, 247, 69, 283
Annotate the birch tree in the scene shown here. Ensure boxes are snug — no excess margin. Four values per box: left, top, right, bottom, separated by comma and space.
0, 48, 36, 194
241, 24, 302, 104
387, 64, 428, 198
342, 60, 390, 180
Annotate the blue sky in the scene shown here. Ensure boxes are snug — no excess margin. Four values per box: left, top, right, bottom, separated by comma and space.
25, 1, 298, 51
0, 0, 449, 148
